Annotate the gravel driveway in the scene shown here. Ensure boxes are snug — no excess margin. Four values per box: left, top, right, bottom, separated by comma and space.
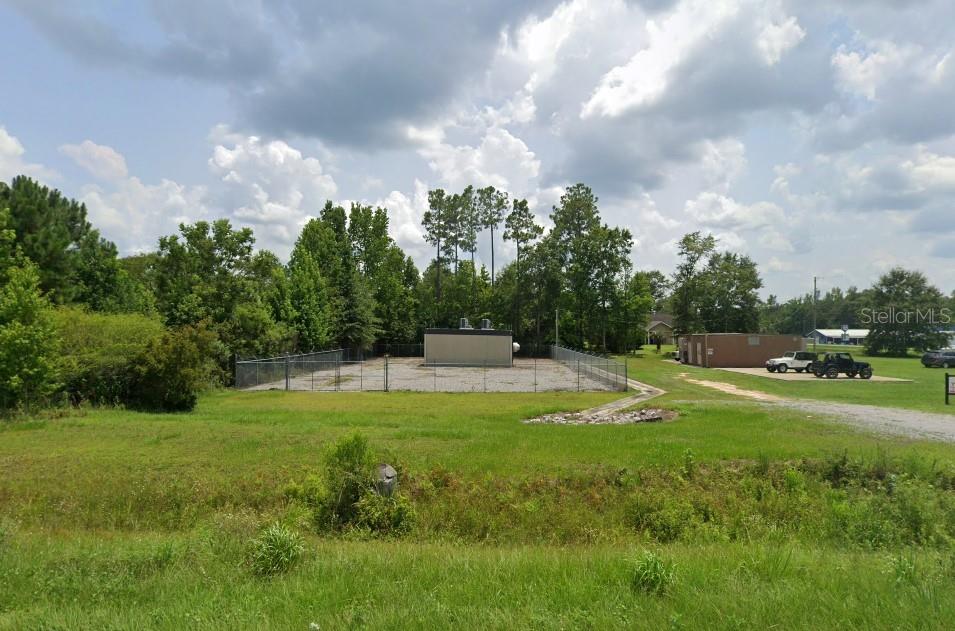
775, 399, 955, 442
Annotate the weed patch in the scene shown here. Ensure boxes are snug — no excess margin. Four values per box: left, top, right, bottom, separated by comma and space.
631, 551, 676, 595
248, 524, 304, 577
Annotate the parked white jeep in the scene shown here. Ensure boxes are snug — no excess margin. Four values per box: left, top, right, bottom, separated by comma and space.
765, 351, 818, 373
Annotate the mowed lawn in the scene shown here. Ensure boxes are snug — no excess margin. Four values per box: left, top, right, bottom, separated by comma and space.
622, 344, 955, 414
3, 365, 955, 629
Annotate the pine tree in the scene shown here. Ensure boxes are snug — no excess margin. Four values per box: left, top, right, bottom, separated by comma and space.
476, 186, 508, 287
503, 198, 543, 335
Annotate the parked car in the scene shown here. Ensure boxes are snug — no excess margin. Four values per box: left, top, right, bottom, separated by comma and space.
765, 351, 818, 373
812, 352, 872, 379
921, 350, 955, 368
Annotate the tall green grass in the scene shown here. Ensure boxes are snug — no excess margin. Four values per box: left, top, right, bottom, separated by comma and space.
2, 381, 955, 628
2, 533, 954, 630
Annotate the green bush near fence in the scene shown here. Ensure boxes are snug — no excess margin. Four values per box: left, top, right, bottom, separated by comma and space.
53, 307, 165, 405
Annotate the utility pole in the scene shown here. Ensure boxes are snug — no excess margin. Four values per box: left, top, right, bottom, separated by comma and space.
555, 309, 559, 348
812, 276, 818, 353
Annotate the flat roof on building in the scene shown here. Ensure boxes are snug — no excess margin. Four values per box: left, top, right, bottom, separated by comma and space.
424, 328, 513, 337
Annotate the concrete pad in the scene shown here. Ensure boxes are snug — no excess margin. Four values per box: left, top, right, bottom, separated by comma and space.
716, 367, 911, 383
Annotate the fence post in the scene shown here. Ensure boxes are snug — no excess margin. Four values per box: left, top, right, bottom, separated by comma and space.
285, 355, 290, 391
336, 361, 341, 392
385, 355, 389, 392
434, 364, 437, 392
624, 358, 628, 392
360, 360, 364, 391
534, 357, 537, 393
577, 360, 580, 392
483, 360, 487, 393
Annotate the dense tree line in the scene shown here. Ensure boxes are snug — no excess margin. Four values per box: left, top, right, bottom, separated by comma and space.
5, 172, 952, 412
420, 183, 652, 352
758, 270, 954, 355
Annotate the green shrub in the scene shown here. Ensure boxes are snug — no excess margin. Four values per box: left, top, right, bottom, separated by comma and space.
783, 468, 806, 493
354, 489, 416, 535
53, 306, 165, 405
627, 494, 695, 543
127, 323, 219, 412
821, 450, 863, 487
287, 433, 415, 535
315, 432, 379, 528
0, 263, 60, 411
631, 551, 676, 595
248, 523, 305, 577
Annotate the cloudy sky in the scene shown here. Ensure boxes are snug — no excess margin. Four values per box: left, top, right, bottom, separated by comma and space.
2, 0, 954, 299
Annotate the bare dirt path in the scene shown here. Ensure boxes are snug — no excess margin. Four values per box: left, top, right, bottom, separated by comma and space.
678, 373, 785, 402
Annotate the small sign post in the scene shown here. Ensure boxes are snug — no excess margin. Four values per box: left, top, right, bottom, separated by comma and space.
947, 373, 954, 405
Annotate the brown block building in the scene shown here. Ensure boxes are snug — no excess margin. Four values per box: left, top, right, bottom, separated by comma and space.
678, 333, 806, 368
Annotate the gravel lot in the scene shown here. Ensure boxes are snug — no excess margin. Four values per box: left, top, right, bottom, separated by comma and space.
774, 399, 955, 442
244, 357, 624, 392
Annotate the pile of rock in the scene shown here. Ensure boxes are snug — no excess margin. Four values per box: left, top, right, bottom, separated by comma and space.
523, 407, 675, 425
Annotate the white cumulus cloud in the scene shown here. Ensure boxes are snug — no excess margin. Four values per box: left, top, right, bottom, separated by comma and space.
59, 140, 129, 180
208, 126, 338, 254
0, 126, 56, 182
419, 126, 541, 197
581, 0, 740, 118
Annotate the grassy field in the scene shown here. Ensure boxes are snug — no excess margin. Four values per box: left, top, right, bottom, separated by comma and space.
623, 344, 955, 414
2, 355, 955, 629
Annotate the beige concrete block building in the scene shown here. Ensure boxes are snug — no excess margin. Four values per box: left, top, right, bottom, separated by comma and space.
424, 328, 513, 367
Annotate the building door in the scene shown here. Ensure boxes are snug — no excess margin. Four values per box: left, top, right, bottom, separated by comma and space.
696, 342, 702, 366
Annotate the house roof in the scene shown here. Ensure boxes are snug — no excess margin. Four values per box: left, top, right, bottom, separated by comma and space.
650, 312, 673, 325
647, 320, 673, 331
808, 328, 870, 338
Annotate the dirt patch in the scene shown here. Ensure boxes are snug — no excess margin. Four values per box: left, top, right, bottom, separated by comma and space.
717, 367, 911, 382
678, 373, 786, 402
523, 407, 678, 425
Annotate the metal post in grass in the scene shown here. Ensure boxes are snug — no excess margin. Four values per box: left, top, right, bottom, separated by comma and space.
360, 359, 363, 391
336, 361, 340, 392
577, 359, 580, 392
624, 358, 629, 392
484, 360, 487, 393
534, 357, 537, 393
947, 372, 952, 405
285, 355, 290, 391
434, 363, 437, 392
385, 355, 390, 392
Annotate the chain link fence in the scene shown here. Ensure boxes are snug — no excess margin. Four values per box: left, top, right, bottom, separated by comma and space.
234, 345, 629, 392
235, 349, 344, 389
551, 345, 629, 391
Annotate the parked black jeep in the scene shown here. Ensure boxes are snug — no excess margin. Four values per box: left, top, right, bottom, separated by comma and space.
812, 352, 872, 379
